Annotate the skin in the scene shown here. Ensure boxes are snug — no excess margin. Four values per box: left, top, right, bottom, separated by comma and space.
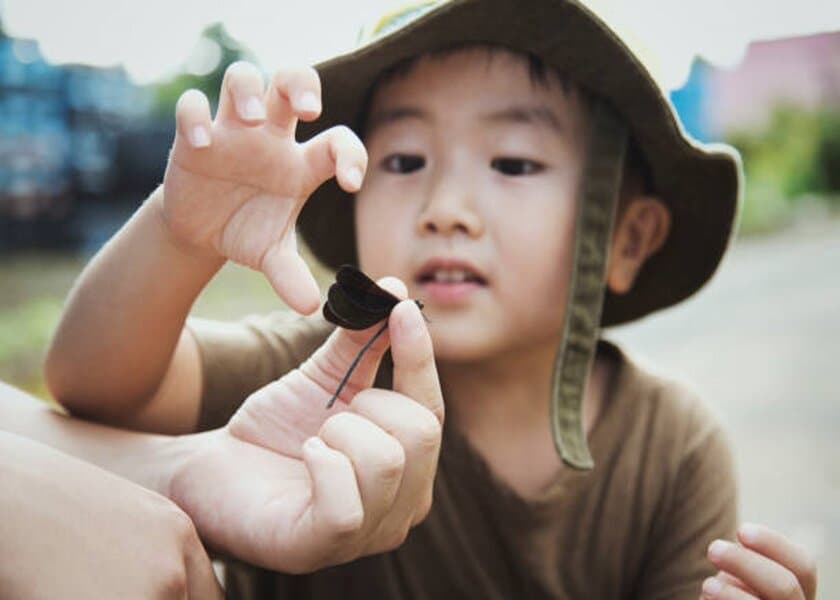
34, 50, 817, 596
0, 386, 222, 600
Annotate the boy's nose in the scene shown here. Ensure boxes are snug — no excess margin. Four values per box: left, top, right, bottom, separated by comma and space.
416, 178, 483, 239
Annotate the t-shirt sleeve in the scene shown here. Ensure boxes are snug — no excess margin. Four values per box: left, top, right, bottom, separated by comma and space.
632, 396, 739, 600
186, 310, 335, 431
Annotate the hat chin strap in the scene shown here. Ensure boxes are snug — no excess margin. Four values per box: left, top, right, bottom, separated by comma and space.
550, 100, 627, 470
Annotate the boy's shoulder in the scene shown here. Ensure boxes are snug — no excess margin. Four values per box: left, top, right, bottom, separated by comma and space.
597, 338, 733, 472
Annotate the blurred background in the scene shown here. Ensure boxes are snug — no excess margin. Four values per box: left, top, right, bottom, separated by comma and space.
0, 0, 837, 595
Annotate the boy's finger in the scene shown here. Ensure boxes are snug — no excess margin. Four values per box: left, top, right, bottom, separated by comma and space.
261, 230, 321, 315
389, 300, 444, 424
716, 570, 753, 593
217, 61, 267, 125
174, 89, 212, 149
736, 523, 817, 600
318, 412, 405, 531
266, 66, 322, 134
707, 540, 806, 600
299, 125, 368, 197
301, 436, 364, 541
300, 277, 407, 403
701, 575, 757, 600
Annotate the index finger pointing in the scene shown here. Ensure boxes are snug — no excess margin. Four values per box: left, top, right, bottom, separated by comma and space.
389, 300, 444, 424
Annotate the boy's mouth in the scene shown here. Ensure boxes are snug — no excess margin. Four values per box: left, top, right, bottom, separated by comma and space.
414, 257, 487, 304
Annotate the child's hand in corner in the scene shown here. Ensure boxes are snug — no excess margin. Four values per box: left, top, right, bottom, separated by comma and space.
701, 523, 817, 600
161, 61, 367, 314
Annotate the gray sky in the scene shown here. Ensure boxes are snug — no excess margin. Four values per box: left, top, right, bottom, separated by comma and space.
3, 0, 839, 90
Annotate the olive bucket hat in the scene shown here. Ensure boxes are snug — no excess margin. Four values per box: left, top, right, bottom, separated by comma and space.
296, 0, 743, 469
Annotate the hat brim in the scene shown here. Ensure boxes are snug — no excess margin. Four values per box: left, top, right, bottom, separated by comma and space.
297, 0, 743, 327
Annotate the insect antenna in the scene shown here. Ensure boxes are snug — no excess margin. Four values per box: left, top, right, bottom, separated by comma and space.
325, 320, 390, 409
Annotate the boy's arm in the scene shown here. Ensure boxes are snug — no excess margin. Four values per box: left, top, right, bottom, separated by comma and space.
45, 61, 367, 433
45, 186, 219, 434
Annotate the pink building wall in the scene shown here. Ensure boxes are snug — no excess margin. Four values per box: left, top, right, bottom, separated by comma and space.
707, 30, 840, 135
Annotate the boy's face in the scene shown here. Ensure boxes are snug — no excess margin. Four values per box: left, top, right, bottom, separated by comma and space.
354, 47, 590, 363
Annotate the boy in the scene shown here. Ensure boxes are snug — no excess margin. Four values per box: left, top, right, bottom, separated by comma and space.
42, 0, 817, 598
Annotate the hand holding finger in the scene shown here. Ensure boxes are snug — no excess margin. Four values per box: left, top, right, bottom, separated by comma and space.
300, 277, 407, 403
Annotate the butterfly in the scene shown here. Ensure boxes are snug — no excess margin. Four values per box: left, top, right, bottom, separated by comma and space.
322, 264, 427, 409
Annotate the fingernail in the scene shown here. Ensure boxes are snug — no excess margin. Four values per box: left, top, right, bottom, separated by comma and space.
295, 91, 320, 113
739, 522, 759, 543
189, 125, 210, 148
396, 300, 423, 341
702, 577, 722, 597
708, 540, 730, 560
238, 96, 266, 120
345, 166, 363, 189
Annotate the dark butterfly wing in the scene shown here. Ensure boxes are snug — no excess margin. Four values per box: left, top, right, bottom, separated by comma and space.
323, 291, 362, 329
335, 264, 399, 313
324, 283, 388, 330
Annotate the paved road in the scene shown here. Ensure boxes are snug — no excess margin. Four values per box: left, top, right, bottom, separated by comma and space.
606, 216, 840, 596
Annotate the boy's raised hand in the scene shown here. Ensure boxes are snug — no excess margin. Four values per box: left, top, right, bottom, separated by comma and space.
701, 524, 817, 600
162, 61, 367, 314
168, 278, 445, 572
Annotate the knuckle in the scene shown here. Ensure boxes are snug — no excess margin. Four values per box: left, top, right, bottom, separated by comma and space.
331, 124, 357, 147
376, 441, 406, 481
168, 506, 199, 544
383, 523, 411, 551
320, 411, 355, 438
414, 491, 434, 524
156, 563, 189, 598
410, 409, 442, 452
326, 508, 364, 539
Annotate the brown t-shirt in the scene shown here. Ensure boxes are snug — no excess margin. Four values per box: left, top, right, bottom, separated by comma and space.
188, 311, 737, 600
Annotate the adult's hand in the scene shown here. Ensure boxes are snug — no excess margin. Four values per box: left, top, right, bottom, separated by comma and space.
169, 278, 445, 573
0, 431, 221, 600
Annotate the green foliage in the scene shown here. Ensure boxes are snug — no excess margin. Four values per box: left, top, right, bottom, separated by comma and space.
151, 23, 256, 118
727, 106, 840, 234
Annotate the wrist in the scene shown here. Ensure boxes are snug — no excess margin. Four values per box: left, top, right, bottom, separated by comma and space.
146, 185, 226, 272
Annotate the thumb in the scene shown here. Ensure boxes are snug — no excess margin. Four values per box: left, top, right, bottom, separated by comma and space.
301, 276, 408, 404
261, 226, 321, 315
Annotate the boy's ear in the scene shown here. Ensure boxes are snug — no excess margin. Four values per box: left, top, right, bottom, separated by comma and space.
606, 196, 671, 295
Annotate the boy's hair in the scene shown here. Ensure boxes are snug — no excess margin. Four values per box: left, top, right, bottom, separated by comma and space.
356, 42, 654, 217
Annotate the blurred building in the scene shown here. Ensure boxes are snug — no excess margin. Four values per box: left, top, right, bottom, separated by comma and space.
671, 30, 840, 142
0, 33, 158, 247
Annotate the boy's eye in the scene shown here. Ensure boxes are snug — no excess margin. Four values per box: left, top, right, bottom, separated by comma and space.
382, 154, 425, 174
491, 157, 545, 176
